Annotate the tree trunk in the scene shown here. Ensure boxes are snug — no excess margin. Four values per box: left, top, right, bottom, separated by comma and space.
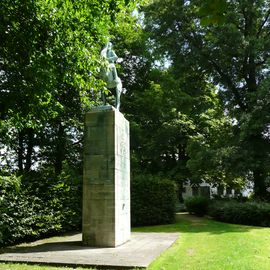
54, 124, 65, 175
25, 128, 34, 172
18, 131, 24, 173
253, 169, 267, 199
177, 180, 184, 203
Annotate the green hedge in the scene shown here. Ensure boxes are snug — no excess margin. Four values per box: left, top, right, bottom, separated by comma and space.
0, 170, 82, 247
184, 196, 209, 216
131, 174, 177, 226
208, 200, 270, 227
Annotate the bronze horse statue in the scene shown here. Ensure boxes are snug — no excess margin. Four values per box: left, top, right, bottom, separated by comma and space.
100, 42, 122, 110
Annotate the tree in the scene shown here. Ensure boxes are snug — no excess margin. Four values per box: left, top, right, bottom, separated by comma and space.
0, 0, 137, 174
0, 0, 148, 246
117, 25, 224, 201
101, 1, 226, 203
143, 0, 270, 199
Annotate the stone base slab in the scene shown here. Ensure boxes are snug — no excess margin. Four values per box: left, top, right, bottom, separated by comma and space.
0, 232, 179, 269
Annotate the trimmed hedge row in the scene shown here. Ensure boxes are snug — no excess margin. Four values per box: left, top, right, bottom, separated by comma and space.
208, 200, 270, 227
0, 171, 82, 247
1, 172, 177, 246
0, 191, 60, 246
131, 174, 177, 226
184, 195, 270, 227
184, 196, 209, 216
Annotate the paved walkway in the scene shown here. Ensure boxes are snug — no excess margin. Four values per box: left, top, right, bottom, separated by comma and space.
0, 232, 179, 269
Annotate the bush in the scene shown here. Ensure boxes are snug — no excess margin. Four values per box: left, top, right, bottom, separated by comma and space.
22, 167, 82, 231
131, 174, 177, 226
0, 168, 82, 247
184, 196, 209, 216
208, 200, 270, 227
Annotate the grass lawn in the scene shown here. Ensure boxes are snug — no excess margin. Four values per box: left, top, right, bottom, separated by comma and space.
0, 213, 269, 270
135, 213, 270, 270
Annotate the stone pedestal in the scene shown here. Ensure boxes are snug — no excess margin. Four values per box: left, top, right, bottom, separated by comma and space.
82, 106, 130, 247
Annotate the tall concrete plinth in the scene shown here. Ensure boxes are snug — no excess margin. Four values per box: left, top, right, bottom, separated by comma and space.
82, 106, 130, 247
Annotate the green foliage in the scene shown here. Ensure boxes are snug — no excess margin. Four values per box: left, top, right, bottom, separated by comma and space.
123, 64, 223, 195
131, 174, 177, 226
184, 196, 209, 216
0, 174, 21, 191
0, 0, 146, 248
119, 2, 229, 199
0, 175, 36, 246
143, 0, 270, 198
0, 0, 139, 174
0, 169, 82, 247
208, 200, 270, 227
198, 0, 227, 25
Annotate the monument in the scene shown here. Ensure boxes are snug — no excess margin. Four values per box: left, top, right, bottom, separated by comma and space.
82, 42, 130, 247
99, 42, 123, 110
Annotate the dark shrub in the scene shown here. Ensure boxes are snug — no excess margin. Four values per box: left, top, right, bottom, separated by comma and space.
22, 167, 82, 232
184, 196, 209, 216
131, 174, 177, 226
0, 168, 82, 247
208, 200, 270, 227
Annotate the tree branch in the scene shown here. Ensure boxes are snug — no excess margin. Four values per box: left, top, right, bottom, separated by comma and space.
207, 58, 247, 110
182, 29, 247, 111
257, 8, 270, 37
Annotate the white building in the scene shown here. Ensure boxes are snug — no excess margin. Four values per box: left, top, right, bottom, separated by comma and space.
182, 181, 253, 200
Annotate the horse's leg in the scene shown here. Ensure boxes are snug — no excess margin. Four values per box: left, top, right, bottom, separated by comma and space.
102, 90, 106, 105
115, 86, 119, 109
115, 82, 122, 110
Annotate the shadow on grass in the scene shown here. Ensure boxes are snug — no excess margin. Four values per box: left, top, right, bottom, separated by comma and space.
132, 212, 266, 235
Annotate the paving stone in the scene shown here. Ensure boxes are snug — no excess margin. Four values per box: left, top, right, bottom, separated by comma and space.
0, 232, 179, 269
